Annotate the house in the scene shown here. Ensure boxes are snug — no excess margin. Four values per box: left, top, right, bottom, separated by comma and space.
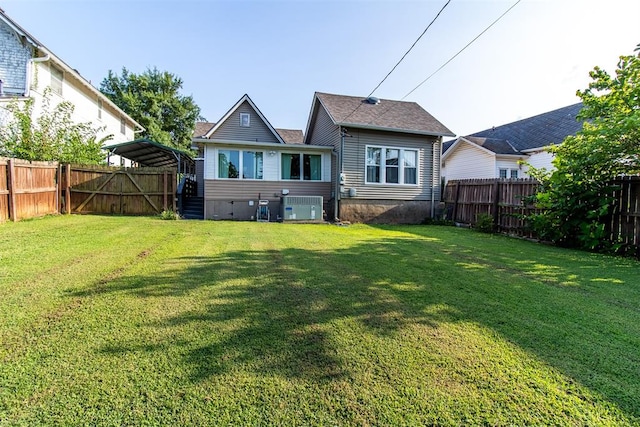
0, 8, 143, 164
304, 92, 455, 223
441, 103, 584, 182
192, 94, 333, 220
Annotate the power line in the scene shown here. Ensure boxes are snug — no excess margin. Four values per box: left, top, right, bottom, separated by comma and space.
339, 0, 452, 125
367, 0, 452, 98
401, 0, 522, 100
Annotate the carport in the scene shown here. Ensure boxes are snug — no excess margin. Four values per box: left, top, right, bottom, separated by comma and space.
103, 138, 195, 175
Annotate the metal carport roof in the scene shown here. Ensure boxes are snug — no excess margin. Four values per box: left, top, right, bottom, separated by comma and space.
103, 138, 195, 173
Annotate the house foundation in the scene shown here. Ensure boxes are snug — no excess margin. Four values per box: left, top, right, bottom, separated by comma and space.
339, 199, 431, 224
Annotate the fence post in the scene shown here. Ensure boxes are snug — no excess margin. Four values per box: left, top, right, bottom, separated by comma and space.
57, 163, 62, 214
492, 180, 500, 229
65, 164, 71, 214
7, 159, 17, 221
452, 181, 460, 222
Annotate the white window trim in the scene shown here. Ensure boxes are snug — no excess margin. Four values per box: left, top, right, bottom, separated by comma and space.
216, 148, 264, 180
280, 152, 323, 181
499, 168, 519, 179
365, 145, 419, 186
240, 112, 251, 127
97, 98, 103, 120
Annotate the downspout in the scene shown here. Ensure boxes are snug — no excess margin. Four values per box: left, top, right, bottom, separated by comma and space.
431, 137, 441, 218
25, 51, 50, 97
332, 150, 339, 222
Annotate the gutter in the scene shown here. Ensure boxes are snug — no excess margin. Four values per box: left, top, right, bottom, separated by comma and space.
25, 53, 50, 97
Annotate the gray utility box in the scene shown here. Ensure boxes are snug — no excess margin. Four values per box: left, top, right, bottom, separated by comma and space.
280, 196, 323, 222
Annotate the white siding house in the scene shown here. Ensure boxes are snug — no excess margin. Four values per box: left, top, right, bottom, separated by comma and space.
0, 9, 143, 164
441, 103, 585, 183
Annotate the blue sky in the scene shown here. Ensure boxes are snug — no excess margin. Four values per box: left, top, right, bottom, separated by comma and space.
3, 0, 639, 138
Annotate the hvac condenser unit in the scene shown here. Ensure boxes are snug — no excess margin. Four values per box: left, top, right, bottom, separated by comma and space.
281, 196, 323, 222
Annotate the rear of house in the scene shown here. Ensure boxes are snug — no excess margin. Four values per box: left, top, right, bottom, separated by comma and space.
305, 92, 455, 223
192, 94, 332, 221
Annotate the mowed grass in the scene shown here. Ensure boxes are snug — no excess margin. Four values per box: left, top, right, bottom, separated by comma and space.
1, 216, 640, 425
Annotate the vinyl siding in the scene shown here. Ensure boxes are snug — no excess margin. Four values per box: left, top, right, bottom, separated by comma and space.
525, 149, 554, 174
209, 100, 281, 143
307, 100, 340, 147
442, 141, 495, 182
341, 128, 437, 201
204, 180, 331, 200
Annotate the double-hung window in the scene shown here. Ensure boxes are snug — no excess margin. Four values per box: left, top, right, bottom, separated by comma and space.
218, 149, 263, 179
50, 65, 63, 95
282, 153, 322, 180
366, 146, 418, 185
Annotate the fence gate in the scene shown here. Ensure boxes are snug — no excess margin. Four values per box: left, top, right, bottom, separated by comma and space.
63, 165, 176, 215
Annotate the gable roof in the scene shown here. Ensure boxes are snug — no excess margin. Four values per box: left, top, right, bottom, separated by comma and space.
203, 94, 285, 144
444, 103, 584, 156
306, 92, 455, 139
0, 9, 143, 131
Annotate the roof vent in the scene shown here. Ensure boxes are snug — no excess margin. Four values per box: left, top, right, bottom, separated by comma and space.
364, 96, 380, 105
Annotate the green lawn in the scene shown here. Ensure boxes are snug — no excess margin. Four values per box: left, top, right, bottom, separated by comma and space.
1, 215, 639, 425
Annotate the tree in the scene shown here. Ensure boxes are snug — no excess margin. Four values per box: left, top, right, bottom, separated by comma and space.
528, 47, 640, 251
99, 67, 202, 151
0, 89, 108, 164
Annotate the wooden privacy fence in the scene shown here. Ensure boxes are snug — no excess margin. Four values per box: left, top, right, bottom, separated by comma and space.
444, 177, 640, 254
1, 158, 176, 221
1, 158, 59, 222
443, 178, 539, 236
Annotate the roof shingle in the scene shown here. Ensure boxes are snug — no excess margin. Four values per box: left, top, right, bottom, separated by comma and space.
315, 92, 454, 137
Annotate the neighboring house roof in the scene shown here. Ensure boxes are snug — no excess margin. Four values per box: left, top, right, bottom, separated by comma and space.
0, 9, 143, 131
203, 94, 286, 144
276, 128, 304, 144
306, 91, 455, 138
443, 103, 584, 156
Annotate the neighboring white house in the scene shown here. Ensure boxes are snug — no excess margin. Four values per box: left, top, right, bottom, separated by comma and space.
0, 9, 143, 164
441, 103, 584, 183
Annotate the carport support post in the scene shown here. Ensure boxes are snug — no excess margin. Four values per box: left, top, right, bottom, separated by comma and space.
163, 171, 168, 211
171, 170, 177, 212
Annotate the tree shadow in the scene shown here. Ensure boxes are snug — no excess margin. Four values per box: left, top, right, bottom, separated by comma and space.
73, 228, 640, 420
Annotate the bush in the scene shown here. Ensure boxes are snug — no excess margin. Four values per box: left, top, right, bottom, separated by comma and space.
159, 209, 180, 220
474, 213, 494, 233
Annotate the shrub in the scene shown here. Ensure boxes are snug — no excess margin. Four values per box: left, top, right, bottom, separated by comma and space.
474, 213, 494, 233
159, 209, 180, 220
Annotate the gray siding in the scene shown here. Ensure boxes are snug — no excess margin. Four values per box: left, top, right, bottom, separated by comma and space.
307, 100, 340, 147
204, 179, 331, 220
0, 20, 32, 95
341, 129, 438, 201
210, 100, 281, 143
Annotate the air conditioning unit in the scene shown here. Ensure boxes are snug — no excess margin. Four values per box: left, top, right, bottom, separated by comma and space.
281, 196, 323, 222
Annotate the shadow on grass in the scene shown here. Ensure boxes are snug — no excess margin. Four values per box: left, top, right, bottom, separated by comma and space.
75, 229, 640, 420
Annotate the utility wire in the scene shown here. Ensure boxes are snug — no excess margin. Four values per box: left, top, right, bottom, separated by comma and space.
401, 0, 522, 100
339, 0, 452, 125
367, 0, 452, 98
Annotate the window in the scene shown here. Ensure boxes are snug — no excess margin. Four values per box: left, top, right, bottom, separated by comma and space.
366, 146, 418, 185
120, 117, 126, 135
282, 153, 322, 180
303, 154, 322, 181
242, 151, 263, 179
50, 65, 63, 95
97, 99, 103, 119
499, 168, 518, 179
218, 150, 240, 178
240, 113, 250, 127
281, 153, 301, 180
218, 149, 264, 179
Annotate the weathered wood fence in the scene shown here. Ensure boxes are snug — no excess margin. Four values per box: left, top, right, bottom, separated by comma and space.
443, 177, 640, 253
443, 178, 539, 236
1, 158, 176, 222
